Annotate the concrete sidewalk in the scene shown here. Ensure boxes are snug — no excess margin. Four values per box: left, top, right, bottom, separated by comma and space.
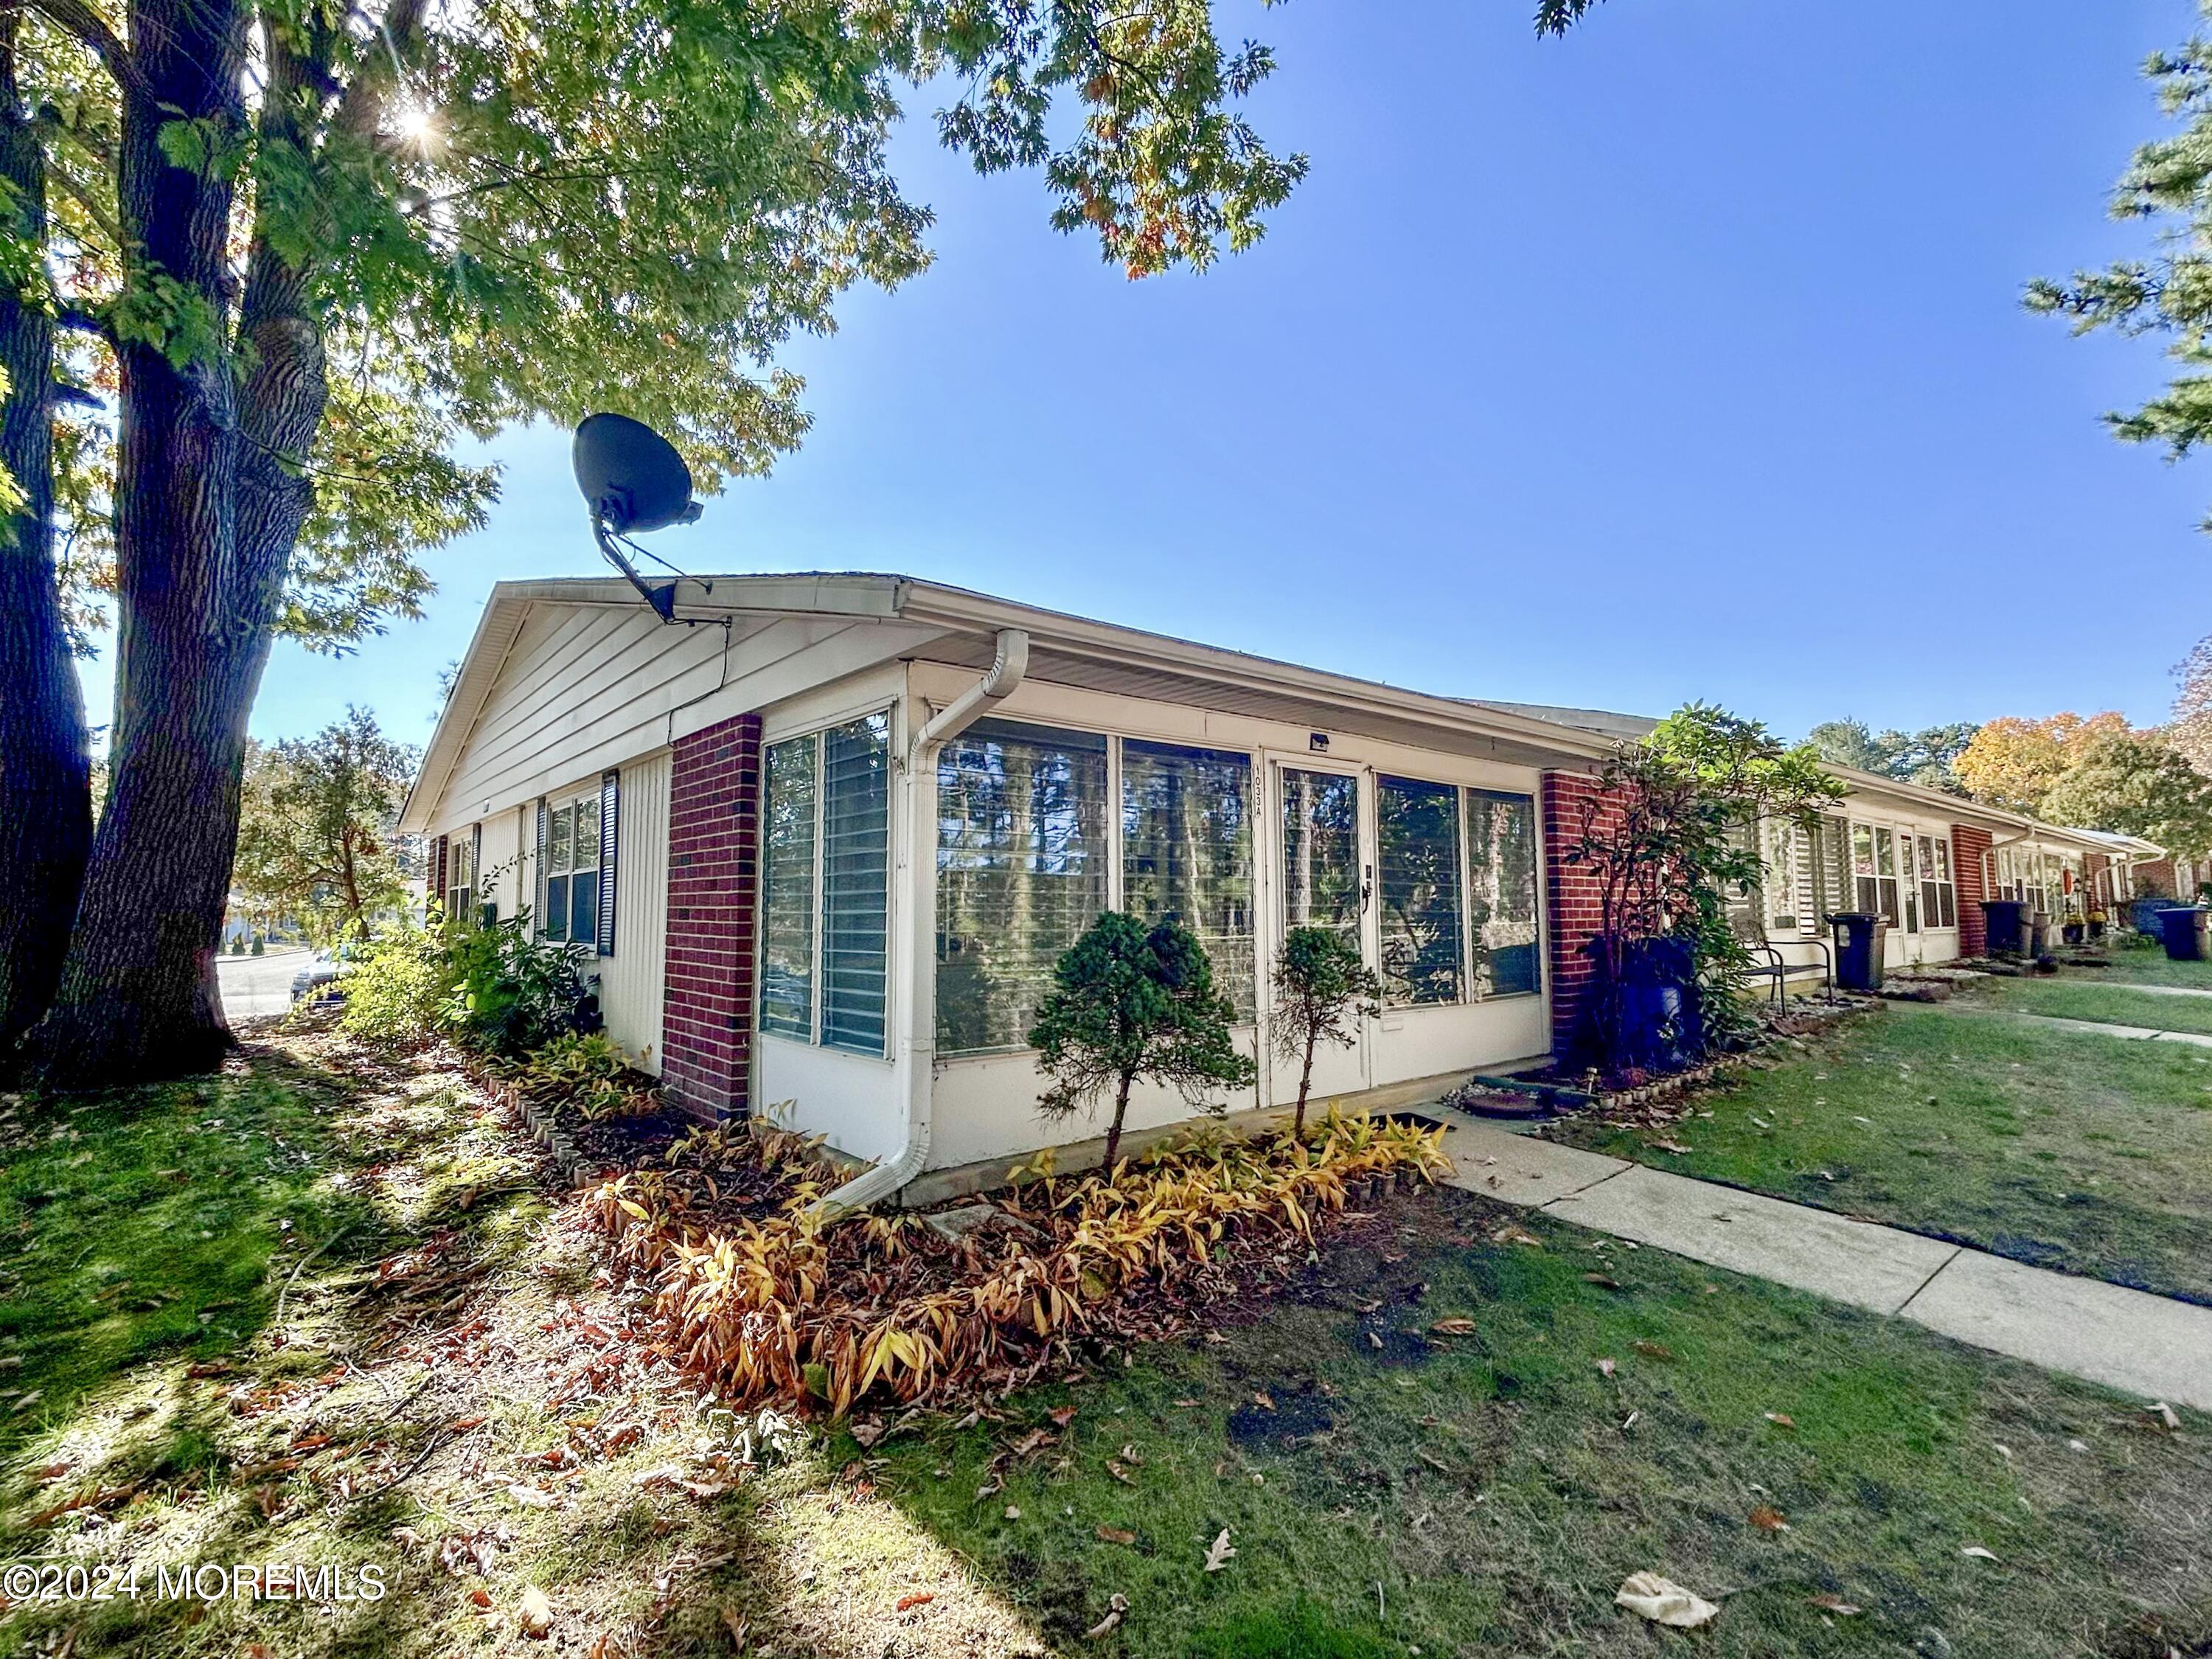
2006, 1011, 2212, 1048
1428, 1107, 2212, 1413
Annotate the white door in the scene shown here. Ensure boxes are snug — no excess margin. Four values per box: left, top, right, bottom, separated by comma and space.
1272, 761, 1371, 1105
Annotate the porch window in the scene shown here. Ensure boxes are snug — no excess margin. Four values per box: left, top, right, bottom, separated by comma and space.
1377, 776, 1463, 1006
1760, 818, 1799, 933
1280, 768, 1361, 942
936, 720, 1110, 1053
761, 712, 892, 1056
1851, 823, 1879, 915
1467, 790, 1540, 996
1921, 835, 1957, 929
1121, 740, 1256, 1018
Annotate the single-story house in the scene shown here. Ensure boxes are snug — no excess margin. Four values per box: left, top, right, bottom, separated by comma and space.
398, 574, 2151, 1201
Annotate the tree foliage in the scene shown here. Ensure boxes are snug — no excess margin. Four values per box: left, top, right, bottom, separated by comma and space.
1270, 925, 1382, 1140
2042, 730, 2212, 861
1806, 717, 1978, 795
1954, 712, 2131, 815
2027, 2, 2212, 526
1028, 911, 1256, 1173
0, 0, 1610, 1087
1562, 704, 1843, 1076
231, 706, 418, 942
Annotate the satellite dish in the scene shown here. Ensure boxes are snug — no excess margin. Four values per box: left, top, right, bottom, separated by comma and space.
571, 413, 703, 623
572, 412, 701, 535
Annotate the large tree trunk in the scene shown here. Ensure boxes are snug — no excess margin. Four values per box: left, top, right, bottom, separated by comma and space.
0, 12, 89, 1057
19, 0, 261, 1087
23, 0, 333, 1089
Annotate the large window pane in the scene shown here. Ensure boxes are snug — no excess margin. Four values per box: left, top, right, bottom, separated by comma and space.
1377, 776, 1462, 1006
1467, 790, 1540, 997
760, 736, 818, 1039
821, 713, 891, 1054
1121, 739, 1255, 1019
1281, 768, 1361, 941
936, 720, 1110, 1053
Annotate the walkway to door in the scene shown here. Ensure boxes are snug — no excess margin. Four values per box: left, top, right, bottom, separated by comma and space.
1427, 1105, 2212, 1413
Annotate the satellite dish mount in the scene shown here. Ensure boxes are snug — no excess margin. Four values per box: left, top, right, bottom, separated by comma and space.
571, 412, 704, 624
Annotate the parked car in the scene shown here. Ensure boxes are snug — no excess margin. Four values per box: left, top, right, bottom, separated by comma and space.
290, 945, 360, 1005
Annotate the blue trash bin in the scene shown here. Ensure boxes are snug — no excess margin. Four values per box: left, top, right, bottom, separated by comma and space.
1830, 912, 1887, 990
2158, 907, 2210, 962
1981, 899, 2028, 957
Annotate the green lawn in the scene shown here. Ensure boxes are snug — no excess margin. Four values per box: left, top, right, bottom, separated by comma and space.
863, 1189, 2212, 1658
5, 1033, 2210, 1659
2087, 942, 2212, 990
1965, 973, 2212, 1037
1543, 998, 2212, 1304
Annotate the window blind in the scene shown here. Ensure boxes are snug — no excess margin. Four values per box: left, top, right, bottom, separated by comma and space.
1377, 776, 1462, 1007
1467, 790, 1540, 996
821, 713, 891, 1054
1121, 739, 1256, 1019
936, 720, 1110, 1054
765, 739, 827, 1040
759, 737, 818, 1039
1280, 768, 1361, 943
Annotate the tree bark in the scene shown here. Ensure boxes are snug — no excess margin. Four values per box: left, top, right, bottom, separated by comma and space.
0, 8, 89, 1058
18, 0, 260, 1086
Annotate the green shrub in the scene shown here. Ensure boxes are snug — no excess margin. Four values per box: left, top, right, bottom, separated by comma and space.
336, 928, 458, 1051
249, 936, 264, 956
442, 916, 594, 1058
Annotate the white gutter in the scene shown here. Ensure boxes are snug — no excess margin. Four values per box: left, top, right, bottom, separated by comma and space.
808, 627, 1031, 1219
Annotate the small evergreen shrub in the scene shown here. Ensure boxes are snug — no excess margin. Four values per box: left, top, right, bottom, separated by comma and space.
249, 936, 265, 956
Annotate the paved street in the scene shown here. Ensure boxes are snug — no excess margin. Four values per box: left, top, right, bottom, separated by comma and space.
216, 947, 310, 1022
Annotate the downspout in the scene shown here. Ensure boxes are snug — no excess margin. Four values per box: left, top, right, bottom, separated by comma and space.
809, 628, 1031, 1219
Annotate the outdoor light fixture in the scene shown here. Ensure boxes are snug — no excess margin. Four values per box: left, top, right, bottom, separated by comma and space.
571, 412, 704, 625
1309, 731, 1329, 753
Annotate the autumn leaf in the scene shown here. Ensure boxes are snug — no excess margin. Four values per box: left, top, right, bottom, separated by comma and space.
1096, 1526, 1136, 1545
1961, 1545, 1999, 1562
1203, 1527, 1236, 1572
1596, 1358, 1617, 1378
1085, 1593, 1129, 1639
1615, 1571, 1718, 1628
1583, 1273, 1623, 1290
896, 1592, 934, 1612
1747, 1504, 1790, 1531
1763, 1412, 1796, 1430
517, 1585, 554, 1638
1632, 1340, 1675, 1362
1809, 1594, 1861, 1616
1251, 1391, 1274, 1410
1049, 1405, 1079, 1427
1430, 1318, 1478, 1336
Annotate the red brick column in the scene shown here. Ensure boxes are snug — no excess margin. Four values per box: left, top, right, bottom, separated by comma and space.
1542, 772, 1622, 1058
1952, 824, 1992, 957
662, 712, 762, 1120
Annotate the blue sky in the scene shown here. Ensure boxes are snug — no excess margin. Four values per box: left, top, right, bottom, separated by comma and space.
86, 0, 2212, 750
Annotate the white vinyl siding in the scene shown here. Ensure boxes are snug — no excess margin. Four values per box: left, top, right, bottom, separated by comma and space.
597, 751, 669, 1071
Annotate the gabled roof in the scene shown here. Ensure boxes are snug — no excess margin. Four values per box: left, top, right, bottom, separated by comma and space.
403, 571, 1630, 830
